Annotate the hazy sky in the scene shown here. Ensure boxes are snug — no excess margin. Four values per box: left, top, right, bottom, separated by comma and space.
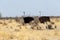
0, 0, 60, 17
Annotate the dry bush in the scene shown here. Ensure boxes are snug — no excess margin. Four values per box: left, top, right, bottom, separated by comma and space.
29, 21, 42, 30
41, 38, 48, 40
0, 22, 3, 24
15, 17, 20, 23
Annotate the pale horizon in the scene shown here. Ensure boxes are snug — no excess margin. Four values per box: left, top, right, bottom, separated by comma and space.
0, 0, 60, 17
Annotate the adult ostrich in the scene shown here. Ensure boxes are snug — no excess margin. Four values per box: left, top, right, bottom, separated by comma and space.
39, 16, 50, 23
23, 17, 34, 23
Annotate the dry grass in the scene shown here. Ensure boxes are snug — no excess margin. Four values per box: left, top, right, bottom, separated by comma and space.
0, 17, 60, 40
